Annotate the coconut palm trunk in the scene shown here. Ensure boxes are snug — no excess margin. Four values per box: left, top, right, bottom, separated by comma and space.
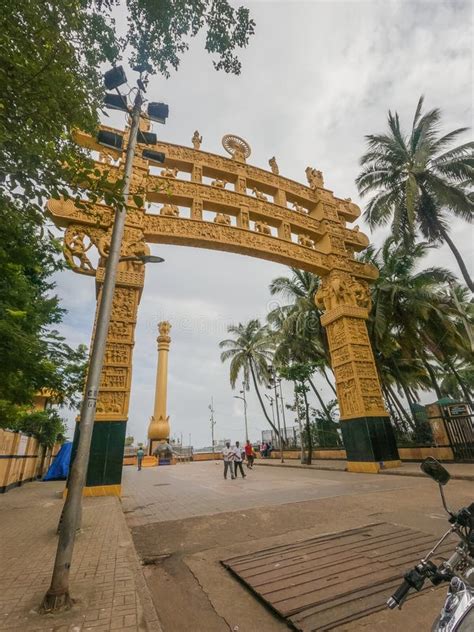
302, 382, 312, 465
438, 225, 474, 292
249, 360, 280, 439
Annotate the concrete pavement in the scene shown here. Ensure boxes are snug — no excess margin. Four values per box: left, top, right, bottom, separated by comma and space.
123, 461, 473, 632
256, 457, 474, 480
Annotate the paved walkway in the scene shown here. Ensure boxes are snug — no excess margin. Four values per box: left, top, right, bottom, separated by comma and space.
0, 481, 160, 631
256, 457, 474, 480
121, 460, 419, 527
123, 461, 473, 632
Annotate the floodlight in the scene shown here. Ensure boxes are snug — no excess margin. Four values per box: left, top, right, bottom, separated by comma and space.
103, 66, 127, 90
137, 130, 158, 145
97, 130, 123, 151
103, 93, 129, 113
142, 149, 166, 163
147, 102, 169, 124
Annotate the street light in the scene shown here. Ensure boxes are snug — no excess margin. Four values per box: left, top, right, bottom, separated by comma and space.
42, 65, 169, 612
119, 254, 165, 265
234, 387, 249, 443
267, 365, 284, 463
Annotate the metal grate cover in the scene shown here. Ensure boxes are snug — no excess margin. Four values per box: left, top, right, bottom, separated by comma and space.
222, 522, 452, 631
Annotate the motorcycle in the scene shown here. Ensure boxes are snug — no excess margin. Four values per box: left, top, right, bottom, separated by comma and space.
387, 457, 474, 631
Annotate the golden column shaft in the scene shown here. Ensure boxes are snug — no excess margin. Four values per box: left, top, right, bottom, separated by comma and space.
148, 321, 172, 449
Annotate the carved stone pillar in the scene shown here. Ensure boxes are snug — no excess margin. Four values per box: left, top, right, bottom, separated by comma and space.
147, 322, 172, 454
71, 264, 145, 495
316, 270, 400, 473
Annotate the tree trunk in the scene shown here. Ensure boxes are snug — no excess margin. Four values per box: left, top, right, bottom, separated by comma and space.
439, 224, 474, 292
321, 366, 337, 396
249, 360, 281, 439
308, 377, 332, 422
294, 385, 305, 464
386, 382, 415, 431
422, 358, 443, 399
302, 383, 312, 465
445, 358, 472, 402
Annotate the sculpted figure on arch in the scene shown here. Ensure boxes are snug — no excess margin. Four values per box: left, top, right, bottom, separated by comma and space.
305, 166, 324, 189
315, 271, 371, 313
192, 130, 202, 150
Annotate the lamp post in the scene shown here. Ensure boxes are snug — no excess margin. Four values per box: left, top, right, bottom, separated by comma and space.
209, 398, 216, 458
268, 366, 284, 463
42, 67, 168, 612
233, 388, 249, 443
278, 378, 288, 444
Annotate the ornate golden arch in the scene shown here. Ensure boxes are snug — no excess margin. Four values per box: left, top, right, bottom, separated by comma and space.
48, 123, 400, 495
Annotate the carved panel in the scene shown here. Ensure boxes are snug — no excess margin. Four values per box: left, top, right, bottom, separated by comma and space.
111, 287, 138, 321
104, 343, 131, 366
96, 391, 126, 414
107, 321, 134, 342
100, 367, 129, 390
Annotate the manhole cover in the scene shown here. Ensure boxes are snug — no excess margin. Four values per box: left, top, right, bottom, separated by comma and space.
221, 522, 451, 631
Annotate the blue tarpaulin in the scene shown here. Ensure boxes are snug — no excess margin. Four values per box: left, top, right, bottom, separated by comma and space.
43, 442, 72, 481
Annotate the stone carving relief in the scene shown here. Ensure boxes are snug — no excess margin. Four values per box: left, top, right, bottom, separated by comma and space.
104, 343, 130, 365
111, 287, 137, 321
211, 178, 227, 188
315, 272, 372, 312
252, 187, 268, 201
148, 176, 323, 238
160, 203, 180, 217
305, 167, 324, 189
292, 201, 308, 214
63, 227, 95, 275
298, 234, 315, 249
108, 321, 132, 341
255, 220, 272, 235
214, 213, 231, 225
192, 130, 202, 150
268, 157, 279, 175
161, 167, 179, 178
96, 391, 126, 415
100, 367, 128, 389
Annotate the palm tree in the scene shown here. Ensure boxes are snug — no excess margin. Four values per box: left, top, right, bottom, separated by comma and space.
360, 238, 472, 428
219, 319, 281, 439
356, 96, 474, 290
268, 268, 336, 400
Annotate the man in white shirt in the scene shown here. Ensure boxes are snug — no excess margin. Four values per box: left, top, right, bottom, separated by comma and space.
232, 441, 246, 479
222, 441, 235, 480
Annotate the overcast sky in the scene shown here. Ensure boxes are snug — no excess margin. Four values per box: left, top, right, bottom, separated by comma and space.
53, 0, 473, 448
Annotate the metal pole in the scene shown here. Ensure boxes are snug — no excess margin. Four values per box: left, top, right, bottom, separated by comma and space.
42, 88, 143, 612
210, 398, 215, 458
242, 393, 249, 443
273, 381, 284, 463
278, 379, 288, 444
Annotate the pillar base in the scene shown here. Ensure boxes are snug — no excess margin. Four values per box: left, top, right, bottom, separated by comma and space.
63, 484, 122, 497
142, 455, 158, 467
341, 415, 400, 473
346, 460, 402, 474
71, 420, 127, 488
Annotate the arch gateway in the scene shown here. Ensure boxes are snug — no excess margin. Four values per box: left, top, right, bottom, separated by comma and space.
48, 122, 400, 496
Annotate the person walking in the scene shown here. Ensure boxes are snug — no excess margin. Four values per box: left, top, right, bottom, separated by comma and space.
136, 446, 144, 471
222, 441, 235, 480
233, 441, 246, 478
244, 440, 255, 469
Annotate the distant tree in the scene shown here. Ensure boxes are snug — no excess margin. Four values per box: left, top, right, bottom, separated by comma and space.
219, 320, 280, 439
125, 436, 135, 446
